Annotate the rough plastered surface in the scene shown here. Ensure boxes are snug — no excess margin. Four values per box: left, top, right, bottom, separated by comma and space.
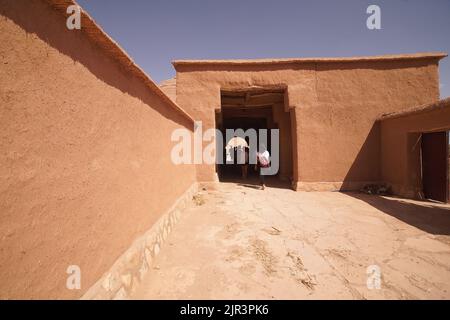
172, 52, 446, 66
0, 1, 195, 299
132, 182, 450, 300
43, 0, 193, 123
81, 184, 198, 300
159, 78, 177, 103
174, 56, 443, 188
379, 98, 450, 198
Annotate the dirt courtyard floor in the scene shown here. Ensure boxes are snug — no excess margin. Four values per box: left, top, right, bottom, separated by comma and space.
132, 181, 450, 300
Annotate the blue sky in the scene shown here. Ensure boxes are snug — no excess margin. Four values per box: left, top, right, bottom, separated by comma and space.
76, 0, 450, 98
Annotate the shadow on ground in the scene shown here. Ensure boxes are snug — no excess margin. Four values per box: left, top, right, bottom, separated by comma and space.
346, 193, 450, 235
219, 176, 293, 190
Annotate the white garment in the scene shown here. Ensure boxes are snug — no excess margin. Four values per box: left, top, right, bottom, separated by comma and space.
258, 150, 270, 162
226, 148, 232, 162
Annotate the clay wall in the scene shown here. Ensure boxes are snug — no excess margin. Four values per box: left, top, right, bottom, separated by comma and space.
174, 57, 441, 190
0, 0, 196, 298
379, 99, 450, 198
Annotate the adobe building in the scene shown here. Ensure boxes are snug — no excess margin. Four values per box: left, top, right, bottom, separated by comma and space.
170, 55, 449, 199
0, 0, 449, 299
378, 98, 450, 202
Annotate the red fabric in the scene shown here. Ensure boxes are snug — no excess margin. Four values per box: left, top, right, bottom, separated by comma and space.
258, 154, 270, 168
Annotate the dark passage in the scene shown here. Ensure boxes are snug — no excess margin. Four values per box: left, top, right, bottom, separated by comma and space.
422, 131, 449, 203
215, 88, 294, 188
217, 108, 271, 180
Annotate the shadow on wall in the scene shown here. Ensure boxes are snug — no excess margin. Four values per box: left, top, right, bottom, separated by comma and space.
346, 193, 450, 236
0, 0, 192, 129
340, 122, 381, 190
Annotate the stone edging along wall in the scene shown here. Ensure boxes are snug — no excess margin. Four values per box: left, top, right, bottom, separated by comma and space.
81, 183, 198, 300
294, 181, 382, 192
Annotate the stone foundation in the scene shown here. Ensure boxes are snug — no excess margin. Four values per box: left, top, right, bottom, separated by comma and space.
389, 183, 422, 200
81, 183, 198, 300
294, 181, 381, 192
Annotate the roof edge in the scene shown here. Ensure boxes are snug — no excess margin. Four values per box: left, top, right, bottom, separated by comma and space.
172, 52, 447, 68
44, 0, 195, 126
378, 97, 450, 121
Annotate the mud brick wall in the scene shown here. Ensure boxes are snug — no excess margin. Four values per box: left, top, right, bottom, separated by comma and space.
0, 0, 196, 299
379, 99, 450, 198
174, 57, 441, 190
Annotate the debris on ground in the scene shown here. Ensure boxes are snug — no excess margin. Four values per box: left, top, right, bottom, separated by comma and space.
192, 194, 205, 206
287, 251, 317, 291
360, 183, 392, 195
250, 238, 278, 276
263, 227, 282, 236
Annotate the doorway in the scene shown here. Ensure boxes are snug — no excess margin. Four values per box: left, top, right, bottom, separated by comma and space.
421, 131, 449, 203
216, 88, 294, 188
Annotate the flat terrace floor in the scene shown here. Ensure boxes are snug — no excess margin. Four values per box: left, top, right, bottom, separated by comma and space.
132, 182, 450, 299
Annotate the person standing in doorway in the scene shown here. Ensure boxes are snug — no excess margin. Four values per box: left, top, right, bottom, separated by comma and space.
255, 144, 270, 190
240, 146, 249, 179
